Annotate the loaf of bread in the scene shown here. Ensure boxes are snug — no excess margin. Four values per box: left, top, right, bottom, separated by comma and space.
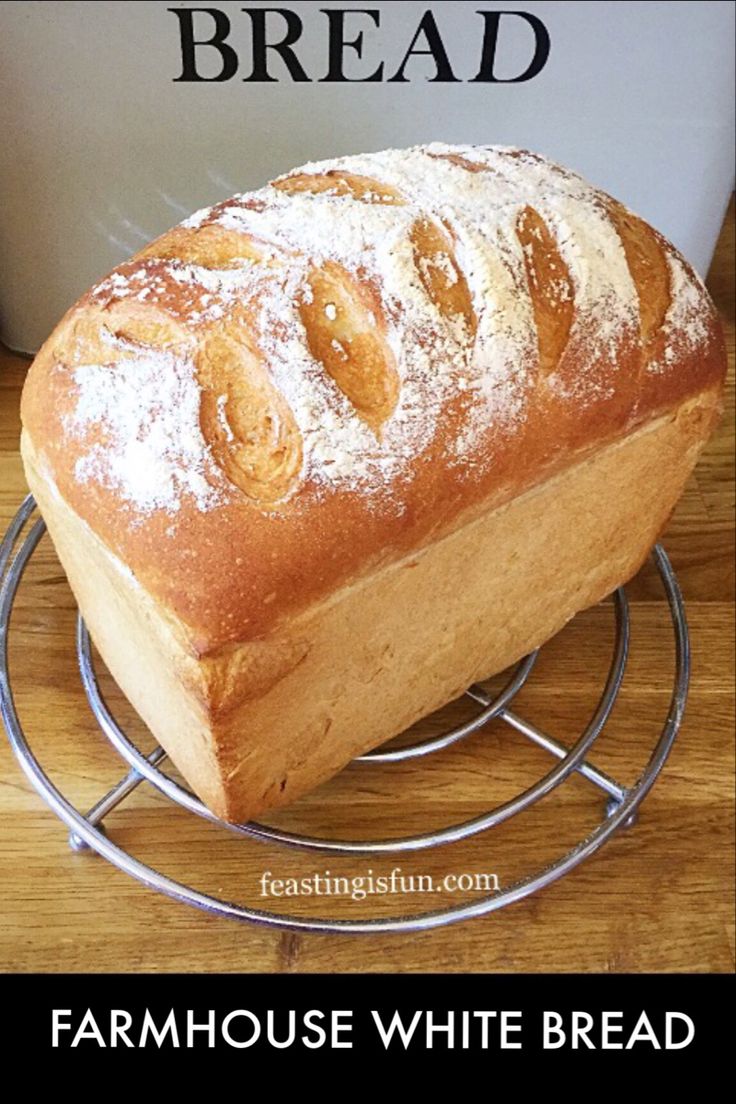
20, 144, 726, 822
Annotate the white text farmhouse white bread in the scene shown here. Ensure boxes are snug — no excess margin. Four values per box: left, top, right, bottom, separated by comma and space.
21, 145, 726, 822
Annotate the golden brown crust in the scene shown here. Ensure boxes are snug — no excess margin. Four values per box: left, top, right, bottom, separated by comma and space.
20, 144, 727, 657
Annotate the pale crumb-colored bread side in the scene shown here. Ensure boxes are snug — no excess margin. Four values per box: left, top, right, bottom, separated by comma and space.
20, 144, 727, 658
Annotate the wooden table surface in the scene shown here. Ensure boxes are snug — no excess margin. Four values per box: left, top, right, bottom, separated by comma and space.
1, 204, 733, 975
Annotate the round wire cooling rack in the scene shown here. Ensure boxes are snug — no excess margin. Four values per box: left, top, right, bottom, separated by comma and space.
0, 494, 690, 934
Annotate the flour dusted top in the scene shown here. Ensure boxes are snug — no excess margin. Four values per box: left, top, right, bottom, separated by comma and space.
59, 143, 714, 517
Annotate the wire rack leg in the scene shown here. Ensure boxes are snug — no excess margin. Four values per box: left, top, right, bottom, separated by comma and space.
501, 710, 638, 826
604, 795, 638, 828
68, 746, 167, 851
501, 709, 626, 796
464, 693, 630, 805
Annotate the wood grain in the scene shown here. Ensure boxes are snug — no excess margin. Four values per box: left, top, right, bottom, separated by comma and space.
0, 201, 733, 974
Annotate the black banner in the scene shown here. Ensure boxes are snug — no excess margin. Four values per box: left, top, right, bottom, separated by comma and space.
1, 972, 732, 1061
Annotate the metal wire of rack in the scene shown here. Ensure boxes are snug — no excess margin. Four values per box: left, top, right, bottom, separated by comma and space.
0, 495, 689, 934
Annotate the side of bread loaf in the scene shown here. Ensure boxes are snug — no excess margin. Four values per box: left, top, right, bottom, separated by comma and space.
21, 388, 720, 820
20, 144, 726, 821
